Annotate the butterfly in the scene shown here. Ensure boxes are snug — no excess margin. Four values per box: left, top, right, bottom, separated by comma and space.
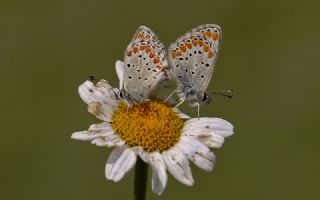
115, 25, 168, 104
167, 24, 222, 112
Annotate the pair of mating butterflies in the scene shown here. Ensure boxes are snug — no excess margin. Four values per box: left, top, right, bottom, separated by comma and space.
114, 24, 223, 109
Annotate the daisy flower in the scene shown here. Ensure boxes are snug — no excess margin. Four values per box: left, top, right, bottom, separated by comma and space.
71, 78, 234, 195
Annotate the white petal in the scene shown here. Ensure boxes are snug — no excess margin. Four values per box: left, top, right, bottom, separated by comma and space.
71, 122, 113, 141
172, 107, 191, 119
131, 147, 149, 163
185, 117, 234, 137
78, 80, 119, 121
190, 151, 216, 172
183, 117, 234, 148
163, 148, 194, 186
115, 60, 124, 90
149, 152, 167, 195
201, 134, 225, 149
105, 145, 137, 182
177, 137, 216, 172
96, 79, 120, 98
91, 134, 125, 147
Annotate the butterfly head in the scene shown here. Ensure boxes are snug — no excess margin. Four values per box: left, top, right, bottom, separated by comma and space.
117, 90, 131, 102
201, 92, 211, 104
180, 87, 211, 107
118, 90, 125, 99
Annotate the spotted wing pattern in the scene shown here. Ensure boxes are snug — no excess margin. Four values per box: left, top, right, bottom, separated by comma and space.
168, 24, 222, 98
123, 26, 168, 102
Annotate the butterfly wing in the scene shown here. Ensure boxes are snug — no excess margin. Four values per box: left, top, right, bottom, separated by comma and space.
168, 24, 222, 97
123, 26, 168, 102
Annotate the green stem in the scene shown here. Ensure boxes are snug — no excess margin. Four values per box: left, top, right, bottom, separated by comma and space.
133, 157, 148, 200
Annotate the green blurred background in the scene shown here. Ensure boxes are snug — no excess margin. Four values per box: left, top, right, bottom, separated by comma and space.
1, 0, 319, 199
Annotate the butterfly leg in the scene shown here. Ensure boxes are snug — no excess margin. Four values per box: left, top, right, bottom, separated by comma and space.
126, 103, 132, 113
174, 98, 185, 108
148, 102, 157, 117
165, 90, 180, 102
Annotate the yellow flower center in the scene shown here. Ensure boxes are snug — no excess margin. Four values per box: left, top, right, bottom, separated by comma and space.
111, 100, 184, 152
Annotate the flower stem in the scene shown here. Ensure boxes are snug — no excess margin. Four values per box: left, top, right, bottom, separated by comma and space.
133, 157, 148, 200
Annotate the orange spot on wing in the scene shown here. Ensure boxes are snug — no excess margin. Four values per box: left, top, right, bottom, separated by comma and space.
146, 47, 152, 53
149, 52, 155, 58
140, 45, 146, 50
198, 40, 204, 46
175, 50, 182, 57
157, 65, 167, 71
133, 47, 139, 53
127, 50, 132, 56
192, 40, 198, 46
171, 51, 176, 59
186, 43, 192, 49
179, 44, 187, 52
203, 45, 209, 52
212, 33, 219, 41
153, 58, 160, 64
205, 31, 212, 38
208, 49, 215, 58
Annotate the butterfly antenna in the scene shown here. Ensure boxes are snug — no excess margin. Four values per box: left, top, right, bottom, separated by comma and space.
207, 89, 233, 98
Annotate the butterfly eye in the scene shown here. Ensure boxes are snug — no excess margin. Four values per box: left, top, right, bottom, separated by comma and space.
202, 94, 207, 101
202, 93, 210, 103
119, 91, 124, 98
